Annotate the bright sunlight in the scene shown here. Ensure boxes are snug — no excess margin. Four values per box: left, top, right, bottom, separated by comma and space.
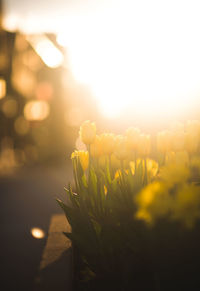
4, 0, 200, 119
57, 0, 200, 119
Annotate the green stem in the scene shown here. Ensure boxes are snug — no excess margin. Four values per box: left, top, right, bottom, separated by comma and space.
120, 159, 126, 185
134, 150, 137, 175
87, 144, 91, 183
108, 154, 114, 180
144, 158, 148, 186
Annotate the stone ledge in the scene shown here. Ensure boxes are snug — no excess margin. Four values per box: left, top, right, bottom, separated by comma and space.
34, 214, 72, 291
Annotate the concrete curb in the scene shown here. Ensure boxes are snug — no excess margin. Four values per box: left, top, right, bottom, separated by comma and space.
34, 214, 72, 291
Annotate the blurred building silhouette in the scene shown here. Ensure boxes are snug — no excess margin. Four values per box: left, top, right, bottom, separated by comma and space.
0, 18, 69, 171
0, 0, 99, 173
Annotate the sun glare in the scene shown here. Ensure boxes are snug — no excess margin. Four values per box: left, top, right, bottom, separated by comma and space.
4, 1, 200, 120
57, 0, 200, 119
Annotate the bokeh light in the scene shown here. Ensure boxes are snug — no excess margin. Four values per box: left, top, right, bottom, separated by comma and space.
0, 79, 6, 99
12, 66, 37, 98
2, 13, 20, 32
26, 35, 64, 68
35, 82, 53, 101
2, 98, 18, 118
31, 227, 45, 239
0, 137, 17, 174
24, 100, 50, 121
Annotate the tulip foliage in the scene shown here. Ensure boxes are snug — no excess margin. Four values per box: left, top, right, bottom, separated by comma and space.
58, 120, 200, 290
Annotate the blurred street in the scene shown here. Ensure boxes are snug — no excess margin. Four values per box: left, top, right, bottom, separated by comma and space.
0, 164, 73, 291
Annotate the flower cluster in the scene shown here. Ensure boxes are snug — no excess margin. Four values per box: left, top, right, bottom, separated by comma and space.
58, 119, 200, 288
70, 120, 200, 228
74, 120, 200, 169
57, 119, 200, 288
73, 120, 151, 171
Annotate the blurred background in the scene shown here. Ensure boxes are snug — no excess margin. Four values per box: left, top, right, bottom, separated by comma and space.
1, 0, 200, 290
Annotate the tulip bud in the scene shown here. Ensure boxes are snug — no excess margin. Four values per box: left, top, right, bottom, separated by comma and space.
79, 120, 96, 145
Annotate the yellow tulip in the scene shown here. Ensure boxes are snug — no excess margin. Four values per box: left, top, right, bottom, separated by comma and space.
100, 133, 115, 155
135, 181, 171, 223
79, 120, 96, 145
135, 209, 152, 223
71, 150, 89, 171
104, 185, 108, 196
172, 183, 200, 228
146, 158, 159, 179
114, 135, 128, 160
160, 162, 189, 186
130, 158, 158, 179
90, 135, 102, 157
115, 169, 129, 179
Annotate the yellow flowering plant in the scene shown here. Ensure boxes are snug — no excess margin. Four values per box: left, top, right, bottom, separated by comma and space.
57, 119, 200, 290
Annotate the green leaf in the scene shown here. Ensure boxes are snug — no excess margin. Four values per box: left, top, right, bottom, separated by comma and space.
67, 184, 80, 208
81, 174, 88, 188
76, 157, 84, 181
56, 199, 77, 227
88, 167, 97, 194
91, 219, 101, 236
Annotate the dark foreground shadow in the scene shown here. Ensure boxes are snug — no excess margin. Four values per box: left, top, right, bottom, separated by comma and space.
34, 249, 73, 291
